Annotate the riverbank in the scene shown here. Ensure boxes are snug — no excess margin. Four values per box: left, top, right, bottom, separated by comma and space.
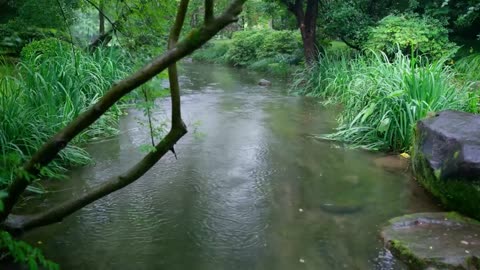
294, 51, 480, 152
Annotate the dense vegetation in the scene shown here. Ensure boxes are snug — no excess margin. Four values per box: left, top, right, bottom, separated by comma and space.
1, 39, 130, 189
294, 51, 479, 152
0, 0, 479, 269
193, 29, 303, 75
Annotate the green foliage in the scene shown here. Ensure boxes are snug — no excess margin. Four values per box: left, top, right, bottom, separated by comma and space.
194, 29, 302, 75
295, 51, 476, 151
226, 30, 267, 66
0, 231, 58, 270
257, 30, 302, 59
20, 38, 72, 61
8, 0, 77, 29
192, 40, 232, 64
364, 14, 459, 59
0, 42, 130, 188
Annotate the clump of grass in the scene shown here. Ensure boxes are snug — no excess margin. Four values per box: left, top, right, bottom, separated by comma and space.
0, 43, 131, 188
295, 51, 476, 152
455, 53, 480, 83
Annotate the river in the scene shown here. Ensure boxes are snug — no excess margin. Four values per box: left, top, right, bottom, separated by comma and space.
18, 62, 439, 270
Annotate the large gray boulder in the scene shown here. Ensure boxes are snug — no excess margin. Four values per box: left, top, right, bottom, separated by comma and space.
381, 212, 480, 270
412, 110, 480, 220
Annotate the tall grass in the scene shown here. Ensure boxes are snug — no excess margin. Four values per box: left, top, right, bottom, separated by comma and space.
294, 51, 477, 152
0, 45, 130, 188
455, 53, 480, 83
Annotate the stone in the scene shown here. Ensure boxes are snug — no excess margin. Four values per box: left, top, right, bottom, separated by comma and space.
412, 110, 480, 220
381, 212, 480, 270
374, 155, 409, 172
258, 79, 272, 87
319, 202, 363, 215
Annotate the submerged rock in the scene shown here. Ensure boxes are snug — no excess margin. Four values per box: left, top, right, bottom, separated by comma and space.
381, 212, 480, 270
258, 79, 272, 86
412, 110, 480, 220
374, 155, 409, 172
319, 202, 364, 215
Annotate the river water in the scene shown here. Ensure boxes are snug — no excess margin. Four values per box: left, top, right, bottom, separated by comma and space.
19, 62, 439, 270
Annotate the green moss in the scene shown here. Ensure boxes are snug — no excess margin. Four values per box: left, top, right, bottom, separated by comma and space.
445, 212, 480, 225
412, 130, 480, 221
389, 240, 427, 270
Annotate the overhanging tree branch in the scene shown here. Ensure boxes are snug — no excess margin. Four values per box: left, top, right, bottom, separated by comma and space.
0, 0, 247, 225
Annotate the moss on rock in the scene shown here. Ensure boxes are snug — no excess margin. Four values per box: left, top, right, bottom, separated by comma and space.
412, 144, 480, 221
412, 120, 480, 221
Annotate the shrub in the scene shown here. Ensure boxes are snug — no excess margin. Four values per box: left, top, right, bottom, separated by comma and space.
192, 39, 231, 63
226, 30, 266, 66
20, 37, 72, 60
257, 30, 302, 60
364, 14, 459, 59
194, 29, 303, 73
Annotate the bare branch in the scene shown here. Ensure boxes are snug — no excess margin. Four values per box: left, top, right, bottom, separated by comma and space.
0, 0, 247, 228
3, 128, 186, 233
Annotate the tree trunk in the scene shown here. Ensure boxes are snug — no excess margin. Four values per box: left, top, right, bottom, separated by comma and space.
300, 27, 317, 64
99, 0, 105, 35
286, 0, 319, 65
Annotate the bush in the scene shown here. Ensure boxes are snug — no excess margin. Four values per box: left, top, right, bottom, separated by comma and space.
193, 29, 303, 74
20, 37, 72, 60
257, 30, 302, 60
294, 51, 476, 152
225, 30, 266, 66
192, 39, 231, 63
225, 29, 302, 66
364, 14, 459, 59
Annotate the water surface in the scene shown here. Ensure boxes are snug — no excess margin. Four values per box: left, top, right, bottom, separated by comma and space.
20, 63, 439, 270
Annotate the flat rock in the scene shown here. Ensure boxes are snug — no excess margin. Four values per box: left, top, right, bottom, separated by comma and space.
381, 212, 480, 270
413, 110, 480, 220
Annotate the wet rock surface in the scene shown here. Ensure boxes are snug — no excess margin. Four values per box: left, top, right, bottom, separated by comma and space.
413, 110, 480, 220
258, 79, 272, 86
381, 212, 480, 270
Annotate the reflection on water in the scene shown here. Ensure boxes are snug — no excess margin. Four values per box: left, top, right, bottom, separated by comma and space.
18, 63, 439, 270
